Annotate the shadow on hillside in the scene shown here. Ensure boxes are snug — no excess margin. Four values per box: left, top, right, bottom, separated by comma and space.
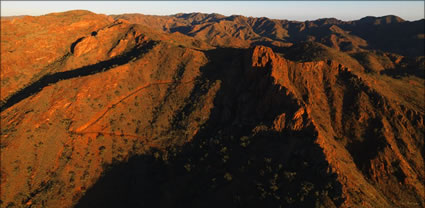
0, 41, 157, 112
75, 47, 344, 208
380, 67, 424, 79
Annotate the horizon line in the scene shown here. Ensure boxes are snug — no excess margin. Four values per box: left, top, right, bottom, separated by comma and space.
2, 9, 424, 22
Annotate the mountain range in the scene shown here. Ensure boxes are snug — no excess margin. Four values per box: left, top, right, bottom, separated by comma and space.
1, 10, 424, 208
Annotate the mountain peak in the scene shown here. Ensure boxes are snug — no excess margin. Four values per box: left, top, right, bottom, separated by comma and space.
252, 45, 278, 68
173, 12, 225, 21
312, 17, 344, 25
358, 15, 405, 24
47, 9, 97, 16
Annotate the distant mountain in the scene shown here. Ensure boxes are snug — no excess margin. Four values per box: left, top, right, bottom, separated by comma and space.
1, 10, 424, 208
358, 15, 405, 25
112, 13, 424, 56
0, 15, 29, 20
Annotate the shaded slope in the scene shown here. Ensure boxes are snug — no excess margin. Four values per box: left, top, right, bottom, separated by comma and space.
73, 45, 425, 208
75, 47, 344, 208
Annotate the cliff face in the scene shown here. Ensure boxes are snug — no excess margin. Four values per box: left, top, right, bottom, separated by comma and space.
1, 10, 424, 208
251, 46, 424, 207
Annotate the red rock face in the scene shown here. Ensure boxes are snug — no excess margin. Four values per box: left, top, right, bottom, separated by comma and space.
250, 46, 424, 207
1, 10, 424, 208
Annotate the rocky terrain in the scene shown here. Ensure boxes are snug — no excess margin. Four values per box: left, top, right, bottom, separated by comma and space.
1, 10, 424, 208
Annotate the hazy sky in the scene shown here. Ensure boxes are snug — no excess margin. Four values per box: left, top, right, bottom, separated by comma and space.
1, 1, 424, 21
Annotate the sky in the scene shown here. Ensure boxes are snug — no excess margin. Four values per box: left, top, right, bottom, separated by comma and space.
1, 1, 424, 21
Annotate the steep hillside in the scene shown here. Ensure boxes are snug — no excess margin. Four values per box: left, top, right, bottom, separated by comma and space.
1, 10, 424, 208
